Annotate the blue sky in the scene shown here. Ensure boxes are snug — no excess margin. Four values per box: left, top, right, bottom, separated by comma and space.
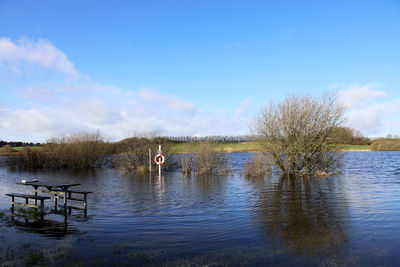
1, 0, 400, 142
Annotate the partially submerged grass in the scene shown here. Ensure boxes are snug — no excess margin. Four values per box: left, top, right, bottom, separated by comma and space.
0, 145, 16, 156
243, 153, 271, 178
115, 135, 176, 173
181, 142, 230, 175
370, 138, 400, 151
6, 132, 113, 171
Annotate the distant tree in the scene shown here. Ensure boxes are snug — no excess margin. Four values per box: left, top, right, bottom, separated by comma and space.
329, 127, 371, 145
329, 127, 353, 144
349, 128, 371, 145
251, 93, 345, 178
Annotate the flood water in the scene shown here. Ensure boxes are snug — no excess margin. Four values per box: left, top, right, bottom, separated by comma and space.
1, 152, 400, 266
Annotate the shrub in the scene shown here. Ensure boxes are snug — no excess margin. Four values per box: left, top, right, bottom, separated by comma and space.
243, 153, 271, 178
116, 134, 176, 173
370, 139, 400, 151
7, 131, 111, 170
0, 144, 15, 156
181, 142, 229, 175
7, 146, 47, 171
350, 136, 371, 145
181, 153, 193, 175
252, 93, 345, 177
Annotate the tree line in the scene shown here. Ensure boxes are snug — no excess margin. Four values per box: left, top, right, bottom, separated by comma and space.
0, 141, 41, 147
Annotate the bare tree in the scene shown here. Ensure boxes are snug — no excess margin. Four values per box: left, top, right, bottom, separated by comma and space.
251, 93, 345, 177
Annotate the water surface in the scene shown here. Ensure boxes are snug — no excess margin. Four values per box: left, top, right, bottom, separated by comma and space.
1, 152, 400, 266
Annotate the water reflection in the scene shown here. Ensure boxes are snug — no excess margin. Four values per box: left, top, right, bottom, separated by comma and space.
3, 207, 86, 238
1, 152, 400, 265
254, 176, 348, 256
153, 175, 165, 201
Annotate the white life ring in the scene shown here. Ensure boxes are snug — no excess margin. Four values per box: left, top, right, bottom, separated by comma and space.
154, 153, 165, 165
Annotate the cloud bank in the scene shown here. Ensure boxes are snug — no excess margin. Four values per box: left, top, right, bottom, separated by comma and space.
0, 37, 251, 142
338, 83, 400, 137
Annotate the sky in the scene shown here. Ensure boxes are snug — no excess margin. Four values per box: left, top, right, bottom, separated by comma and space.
1, 0, 400, 142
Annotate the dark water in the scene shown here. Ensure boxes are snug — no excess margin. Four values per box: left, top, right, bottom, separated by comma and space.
1, 152, 400, 266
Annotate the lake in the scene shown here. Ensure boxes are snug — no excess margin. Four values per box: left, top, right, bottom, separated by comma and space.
1, 152, 400, 266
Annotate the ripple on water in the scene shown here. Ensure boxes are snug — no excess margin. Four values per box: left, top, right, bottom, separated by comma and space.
0, 152, 400, 265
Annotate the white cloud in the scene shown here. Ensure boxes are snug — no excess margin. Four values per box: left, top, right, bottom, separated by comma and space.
17, 87, 58, 103
338, 83, 386, 108
0, 37, 250, 142
0, 87, 251, 142
338, 83, 400, 136
138, 87, 196, 114
0, 37, 79, 78
235, 97, 252, 116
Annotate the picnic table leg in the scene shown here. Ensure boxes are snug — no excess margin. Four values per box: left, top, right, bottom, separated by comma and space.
33, 186, 38, 205
40, 199, 44, 210
10, 196, 15, 211
10, 206, 15, 221
64, 211, 68, 230
63, 189, 67, 208
84, 193, 87, 210
54, 193, 58, 207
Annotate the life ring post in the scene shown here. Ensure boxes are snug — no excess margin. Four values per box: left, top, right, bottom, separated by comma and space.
154, 144, 163, 176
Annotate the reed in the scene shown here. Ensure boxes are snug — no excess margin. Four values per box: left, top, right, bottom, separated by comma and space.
7, 131, 112, 170
116, 134, 176, 173
0, 145, 15, 156
243, 153, 271, 178
181, 142, 229, 175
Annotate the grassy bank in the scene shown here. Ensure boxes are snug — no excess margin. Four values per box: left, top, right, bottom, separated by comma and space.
169, 142, 371, 153
1, 142, 372, 156
3, 142, 392, 157
169, 142, 263, 153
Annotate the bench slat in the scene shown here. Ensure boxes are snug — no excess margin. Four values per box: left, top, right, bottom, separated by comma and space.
67, 197, 85, 201
52, 189, 93, 194
5, 193, 51, 200
67, 190, 93, 194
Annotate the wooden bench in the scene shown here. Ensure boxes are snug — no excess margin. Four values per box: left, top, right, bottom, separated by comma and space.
5, 193, 51, 210
52, 189, 93, 209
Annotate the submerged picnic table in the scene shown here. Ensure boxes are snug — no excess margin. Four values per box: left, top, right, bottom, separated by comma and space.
16, 181, 81, 208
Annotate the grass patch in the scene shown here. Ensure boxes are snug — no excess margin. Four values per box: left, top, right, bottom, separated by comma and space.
12, 146, 26, 151
170, 141, 262, 153
342, 144, 370, 150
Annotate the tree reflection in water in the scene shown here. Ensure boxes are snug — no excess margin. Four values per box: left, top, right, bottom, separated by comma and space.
254, 176, 348, 256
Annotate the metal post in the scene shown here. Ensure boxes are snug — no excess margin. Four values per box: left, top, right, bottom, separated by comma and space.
149, 148, 152, 173
158, 144, 162, 176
